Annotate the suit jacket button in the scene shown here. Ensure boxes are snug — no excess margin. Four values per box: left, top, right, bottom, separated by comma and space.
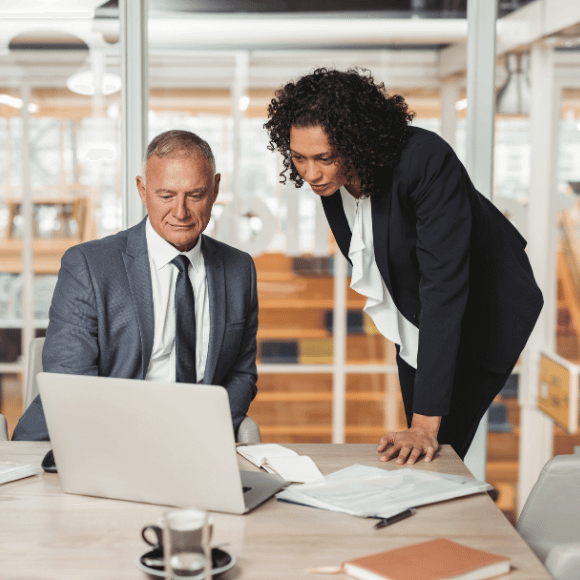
413, 312, 419, 322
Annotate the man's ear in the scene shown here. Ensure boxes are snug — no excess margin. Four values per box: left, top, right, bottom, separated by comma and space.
136, 175, 147, 204
212, 173, 221, 202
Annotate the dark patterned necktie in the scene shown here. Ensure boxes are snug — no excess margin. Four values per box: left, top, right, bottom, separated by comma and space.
171, 255, 197, 384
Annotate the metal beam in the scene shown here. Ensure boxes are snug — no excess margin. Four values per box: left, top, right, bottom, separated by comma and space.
332, 253, 347, 444
120, 0, 148, 229
440, 81, 459, 149
94, 16, 468, 50
545, 0, 580, 38
20, 83, 34, 408
465, 0, 497, 197
462, 0, 497, 482
440, 0, 580, 79
517, 41, 559, 514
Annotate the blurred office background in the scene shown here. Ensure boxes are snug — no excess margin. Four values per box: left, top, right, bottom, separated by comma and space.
2, 0, 580, 524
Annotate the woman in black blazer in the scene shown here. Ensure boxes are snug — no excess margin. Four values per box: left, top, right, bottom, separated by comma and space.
265, 68, 543, 463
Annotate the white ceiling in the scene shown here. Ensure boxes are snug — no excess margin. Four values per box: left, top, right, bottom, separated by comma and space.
0, 0, 578, 91
0, 0, 103, 17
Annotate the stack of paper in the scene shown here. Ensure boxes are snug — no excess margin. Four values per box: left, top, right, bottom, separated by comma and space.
0, 462, 42, 485
237, 444, 324, 483
276, 463, 492, 519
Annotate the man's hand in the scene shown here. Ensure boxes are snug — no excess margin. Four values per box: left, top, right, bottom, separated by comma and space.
377, 414, 441, 465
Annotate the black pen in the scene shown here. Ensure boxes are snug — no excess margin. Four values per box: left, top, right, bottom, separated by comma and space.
374, 508, 416, 529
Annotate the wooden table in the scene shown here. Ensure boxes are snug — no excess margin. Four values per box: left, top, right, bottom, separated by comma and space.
0, 195, 92, 273
0, 442, 550, 579
3, 196, 89, 240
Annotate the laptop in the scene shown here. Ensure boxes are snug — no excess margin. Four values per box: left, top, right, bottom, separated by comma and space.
37, 372, 285, 514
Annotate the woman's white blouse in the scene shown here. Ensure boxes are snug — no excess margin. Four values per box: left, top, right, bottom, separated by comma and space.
340, 188, 419, 369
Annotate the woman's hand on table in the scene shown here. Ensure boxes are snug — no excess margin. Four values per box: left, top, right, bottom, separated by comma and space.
377, 414, 441, 465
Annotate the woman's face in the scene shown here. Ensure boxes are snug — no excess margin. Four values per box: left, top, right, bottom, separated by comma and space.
289, 125, 355, 197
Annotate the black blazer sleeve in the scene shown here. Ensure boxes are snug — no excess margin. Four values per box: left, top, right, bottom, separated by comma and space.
405, 138, 472, 417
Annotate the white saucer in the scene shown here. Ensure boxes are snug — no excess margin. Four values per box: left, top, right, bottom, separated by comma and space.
136, 547, 235, 579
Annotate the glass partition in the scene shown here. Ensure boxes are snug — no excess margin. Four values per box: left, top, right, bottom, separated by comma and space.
0, 37, 121, 436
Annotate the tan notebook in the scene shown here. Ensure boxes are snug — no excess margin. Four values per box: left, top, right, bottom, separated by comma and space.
342, 538, 510, 580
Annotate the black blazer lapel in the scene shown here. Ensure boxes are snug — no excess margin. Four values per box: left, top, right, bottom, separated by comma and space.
123, 218, 155, 378
322, 188, 396, 305
201, 235, 225, 384
371, 190, 395, 301
321, 190, 352, 263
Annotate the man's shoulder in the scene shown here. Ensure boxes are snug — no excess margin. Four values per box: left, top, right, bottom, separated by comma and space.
80, 228, 132, 251
62, 221, 143, 265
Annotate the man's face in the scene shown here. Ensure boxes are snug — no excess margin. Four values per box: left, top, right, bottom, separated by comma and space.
136, 154, 220, 252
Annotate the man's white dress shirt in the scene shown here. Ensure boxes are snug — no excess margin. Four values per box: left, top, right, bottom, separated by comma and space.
341, 188, 419, 368
144, 218, 210, 382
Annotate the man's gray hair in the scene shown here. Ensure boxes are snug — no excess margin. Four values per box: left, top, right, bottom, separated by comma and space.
143, 130, 216, 174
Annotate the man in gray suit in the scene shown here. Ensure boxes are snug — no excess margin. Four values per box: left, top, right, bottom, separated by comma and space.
13, 130, 258, 441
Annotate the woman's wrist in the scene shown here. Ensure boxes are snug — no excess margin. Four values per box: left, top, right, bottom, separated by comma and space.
410, 413, 441, 438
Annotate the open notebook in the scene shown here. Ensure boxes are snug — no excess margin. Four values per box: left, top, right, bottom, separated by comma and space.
237, 444, 324, 483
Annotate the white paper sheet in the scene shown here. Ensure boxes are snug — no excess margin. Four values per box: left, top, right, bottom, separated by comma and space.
263, 456, 324, 483
276, 463, 492, 518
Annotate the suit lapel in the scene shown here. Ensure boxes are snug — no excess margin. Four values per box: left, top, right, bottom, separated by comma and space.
371, 189, 395, 300
321, 190, 352, 262
123, 218, 155, 378
321, 189, 395, 302
201, 235, 225, 384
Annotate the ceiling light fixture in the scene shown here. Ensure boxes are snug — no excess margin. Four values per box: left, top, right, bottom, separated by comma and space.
496, 53, 530, 116
66, 70, 122, 96
239, 95, 250, 112
0, 94, 39, 112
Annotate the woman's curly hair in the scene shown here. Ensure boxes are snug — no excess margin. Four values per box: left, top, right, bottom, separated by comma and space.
265, 68, 414, 197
